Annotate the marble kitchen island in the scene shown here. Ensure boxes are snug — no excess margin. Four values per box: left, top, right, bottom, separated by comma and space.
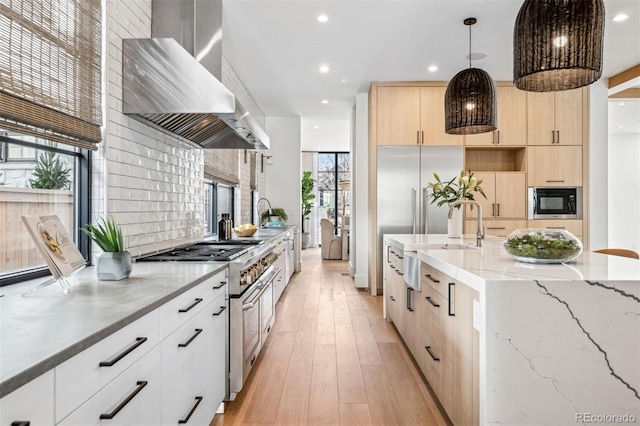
415, 241, 640, 425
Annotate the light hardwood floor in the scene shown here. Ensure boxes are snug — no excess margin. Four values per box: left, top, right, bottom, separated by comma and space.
211, 248, 449, 426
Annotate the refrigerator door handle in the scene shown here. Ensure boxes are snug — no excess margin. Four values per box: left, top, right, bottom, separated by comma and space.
411, 188, 417, 234
421, 187, 429, 234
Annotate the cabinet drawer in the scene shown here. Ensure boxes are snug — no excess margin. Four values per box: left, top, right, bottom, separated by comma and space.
55, 309, 160, 423
164, 381, 215, 426
160, 300, 215, 421
419, 329, 454, 418
466, 219, 527, 237
160, 279, 214, 340
421, 285, 454, 359
208, 268, 229, 303
58, 346, 162, 426
0, 370, 54, 426
421, 263, 453, 299
527, 220, 583, 236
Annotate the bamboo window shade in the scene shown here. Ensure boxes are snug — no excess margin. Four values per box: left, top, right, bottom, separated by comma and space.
0, 0, 102, 150
204, 150, 239, 185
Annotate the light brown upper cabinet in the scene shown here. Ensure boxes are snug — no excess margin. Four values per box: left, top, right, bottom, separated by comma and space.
376, 86, 422, 145
465, 86, 527, 146
375, 85, 463, 146
527, 88, 584, 146
466, 172, 526, 219
527, 146, 582, 186
420, 87, 463, 146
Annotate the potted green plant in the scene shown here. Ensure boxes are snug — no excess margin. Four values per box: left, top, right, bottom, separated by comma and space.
260, 207, 288, 225
82, 217, 132, 280
301, 171, 315, 249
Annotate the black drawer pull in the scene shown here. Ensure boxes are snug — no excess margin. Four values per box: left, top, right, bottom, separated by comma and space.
395, 270, 403, 276
178, 396, 203, 424
212, 306, 226, 316
100, 381, 147, 419
425, 274, 439, 283
213, 281, 226, 289
99, 337, 148, 367
179, 298, 203, 313
425, 296, 440, 308
390, 265, 396, 270
178, 329, 203, 348
11, 422, 30, 426
389, 296, 396, 302
250, 354, 256, 366
546, 226, 566, 230
486, 227, 506, 230
425, 346, 440, 362
448, 283, 455, 317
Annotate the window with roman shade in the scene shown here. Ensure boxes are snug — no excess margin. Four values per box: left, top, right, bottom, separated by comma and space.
0, 0, 102, 150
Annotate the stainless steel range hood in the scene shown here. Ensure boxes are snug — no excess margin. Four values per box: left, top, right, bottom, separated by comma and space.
122, 0, 269, 150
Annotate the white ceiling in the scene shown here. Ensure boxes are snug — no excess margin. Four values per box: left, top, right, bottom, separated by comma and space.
222, 0, 640, 142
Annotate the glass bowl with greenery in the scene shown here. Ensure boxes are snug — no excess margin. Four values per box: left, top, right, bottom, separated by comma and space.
503, 229, 583, 264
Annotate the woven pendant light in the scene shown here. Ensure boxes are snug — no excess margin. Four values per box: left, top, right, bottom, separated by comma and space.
513, 0, 605, 92
445, 18, 497, 135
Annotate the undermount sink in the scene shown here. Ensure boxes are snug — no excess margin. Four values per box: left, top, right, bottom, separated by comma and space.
425, 243, 478, 250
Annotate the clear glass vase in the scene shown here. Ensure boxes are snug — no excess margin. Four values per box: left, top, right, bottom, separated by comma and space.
447, 206, 463, 238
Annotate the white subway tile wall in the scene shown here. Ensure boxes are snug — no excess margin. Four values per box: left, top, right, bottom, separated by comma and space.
96, 0, 204, 260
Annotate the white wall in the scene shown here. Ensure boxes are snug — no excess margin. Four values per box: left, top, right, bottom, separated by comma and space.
608, 133, 640, 252
352, 93, 369, 288
264, 117, 302, 229
301, 118, 350, 152
588, 80, 609, 251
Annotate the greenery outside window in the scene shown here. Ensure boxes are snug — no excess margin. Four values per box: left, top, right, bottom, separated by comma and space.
0, 130, 90, 286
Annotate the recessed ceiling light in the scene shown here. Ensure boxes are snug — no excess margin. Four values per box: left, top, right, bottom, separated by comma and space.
341, 78, 347, 83
613, 14, 629, 22
618, 102, 626, 106
428, 65, 438, 72
236, 127, 245, 130
319, 65, 330, 73
617, 125, 625, 129
317, 14, 328, 22
314, 126, 319, 129
321, 99, 329, 104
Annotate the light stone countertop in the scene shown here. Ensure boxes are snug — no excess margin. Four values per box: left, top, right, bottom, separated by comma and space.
385, 234, 640, 424
0, 261, 227, 398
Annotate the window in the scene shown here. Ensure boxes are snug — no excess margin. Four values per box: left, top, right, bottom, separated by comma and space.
0, 130, 90, 286
317, 152, 351, 235
203, 180, 234, 237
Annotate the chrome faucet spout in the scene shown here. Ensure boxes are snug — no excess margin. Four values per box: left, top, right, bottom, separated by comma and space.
450, 200, 484, 247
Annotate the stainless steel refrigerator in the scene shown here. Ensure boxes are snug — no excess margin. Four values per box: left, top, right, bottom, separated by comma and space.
376, 145, 463, 287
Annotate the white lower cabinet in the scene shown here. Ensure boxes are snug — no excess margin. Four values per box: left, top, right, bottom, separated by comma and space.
55, 310, 160, 423
58, 346, 162, 426
2, 270, 228, 426
161, 291, 226, 424
0, 370, 54, 426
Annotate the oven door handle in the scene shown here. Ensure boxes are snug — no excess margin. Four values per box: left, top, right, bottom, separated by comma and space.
242, 268, 281, 311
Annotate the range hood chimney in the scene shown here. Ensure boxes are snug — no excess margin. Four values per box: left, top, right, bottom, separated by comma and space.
122, 0, 269, 150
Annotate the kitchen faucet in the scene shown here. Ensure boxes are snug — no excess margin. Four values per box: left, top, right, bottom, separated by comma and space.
450, 200, 484, 247
257, 198, 272, 225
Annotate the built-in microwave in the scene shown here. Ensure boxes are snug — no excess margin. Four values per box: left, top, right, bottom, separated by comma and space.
528, 187, 583, 219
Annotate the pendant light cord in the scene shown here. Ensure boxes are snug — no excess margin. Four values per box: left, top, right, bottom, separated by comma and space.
468, 23, 472, 68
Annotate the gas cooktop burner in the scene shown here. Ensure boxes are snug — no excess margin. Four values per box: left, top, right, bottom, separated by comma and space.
138, 243, 253, 262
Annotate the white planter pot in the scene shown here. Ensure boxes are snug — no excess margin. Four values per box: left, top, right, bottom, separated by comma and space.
447, 206, 463, 238
97, 251, 132, 281
301, 232, 310, 250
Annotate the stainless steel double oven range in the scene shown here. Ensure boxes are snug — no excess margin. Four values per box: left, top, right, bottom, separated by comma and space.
138, 238, 281, 401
